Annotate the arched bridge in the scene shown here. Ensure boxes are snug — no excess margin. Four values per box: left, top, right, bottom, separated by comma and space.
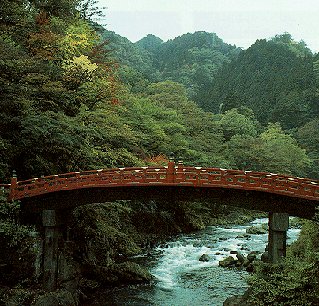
2, 162, 318, 218
2, 162, 319, 289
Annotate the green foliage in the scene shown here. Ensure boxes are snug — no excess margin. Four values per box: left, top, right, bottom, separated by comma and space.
72, 202, 141, 266
247, 261, 319, 305
247, 221, 319, 305
256, 123, 311, 176
136, 34, 163, 54
0, 0, 125, 180
0, 196, 38, 286
123, 81, 225, 166
208, 36, 317, 129
147, 31, 239, 105
270, 33, 313, 58
97, 29, 239, 101
288, 221, 319, 260
295, 117, 319, 179
58, 18, 98, 59
0, 195, 20, 224
218, 108, 258, 141
98, 27, 156, 88
217, 112, 310, 175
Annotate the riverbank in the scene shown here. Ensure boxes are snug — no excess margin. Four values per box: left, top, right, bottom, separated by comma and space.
84, 217, 301, 305
0, 198, 265, 305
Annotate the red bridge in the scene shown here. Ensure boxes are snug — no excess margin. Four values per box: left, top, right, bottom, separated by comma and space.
2, 161, 319, 289
3, 161, 318, 204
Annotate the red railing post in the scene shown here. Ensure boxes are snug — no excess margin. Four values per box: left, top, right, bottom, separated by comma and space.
167, 161, 175, 183
8, 170, 17, 201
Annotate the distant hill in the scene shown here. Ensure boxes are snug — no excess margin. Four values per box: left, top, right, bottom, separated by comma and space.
136, 31, 241, 106
135, 34, 163, 54
97, 26, 240, 100
97, 26, 318, 130
206, 34, 317, 129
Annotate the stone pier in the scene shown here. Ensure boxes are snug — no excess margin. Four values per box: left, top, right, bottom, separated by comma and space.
42, 209, 60, 291
268, 212, 289, 263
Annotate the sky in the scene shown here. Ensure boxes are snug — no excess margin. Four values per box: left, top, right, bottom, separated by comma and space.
97, 0, 319, 52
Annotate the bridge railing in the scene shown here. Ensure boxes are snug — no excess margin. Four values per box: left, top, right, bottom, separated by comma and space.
174, 166, 319, 200
4, 163, 319, 201
7, 166, 173, 200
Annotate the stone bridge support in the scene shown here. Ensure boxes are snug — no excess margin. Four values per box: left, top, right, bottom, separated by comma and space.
268, 212, 289, 263
41, 210, 80, 293
42, 210, 60, 291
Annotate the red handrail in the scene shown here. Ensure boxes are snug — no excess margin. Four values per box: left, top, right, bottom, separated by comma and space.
4, 163, 319, 202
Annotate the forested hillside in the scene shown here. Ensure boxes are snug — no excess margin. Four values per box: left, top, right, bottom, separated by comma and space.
100, 29, 240, 105
1, 1, 319, 305
94, 29, 319, 179
207, 34, 317, 127
1, 7, 317, 182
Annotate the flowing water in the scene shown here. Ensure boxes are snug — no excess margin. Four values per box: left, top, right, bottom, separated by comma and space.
90, 218, 300, 306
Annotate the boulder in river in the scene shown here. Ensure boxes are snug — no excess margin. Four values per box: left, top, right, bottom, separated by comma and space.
219, 256, 236, 267
223, 294, 246, 306
236, 252, 245, 263
230, 251, 245, 263
235, 234, 246, 239
247, 252, 257, 262
199, 254, 210, 262
261, 251, 269, 263
246, 225, 267, 235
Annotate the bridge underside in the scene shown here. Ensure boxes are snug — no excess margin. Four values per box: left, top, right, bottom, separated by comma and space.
20, 185, 317, 220
18, 185, 317, 290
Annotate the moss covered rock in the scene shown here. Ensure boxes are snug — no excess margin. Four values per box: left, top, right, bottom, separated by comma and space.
219, 256, 237, 268
82, 261, 152, 286
33, 290, 79, 306
246, 224, 267, 235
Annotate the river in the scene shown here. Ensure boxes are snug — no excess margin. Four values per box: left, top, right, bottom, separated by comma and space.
90, 218, 300, 306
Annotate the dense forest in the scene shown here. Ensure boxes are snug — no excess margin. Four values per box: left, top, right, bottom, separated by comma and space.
1, 0, 319, 305
1, 4, 318, 181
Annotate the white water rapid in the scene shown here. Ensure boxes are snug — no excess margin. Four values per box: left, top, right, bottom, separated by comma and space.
92, 217, 301, 306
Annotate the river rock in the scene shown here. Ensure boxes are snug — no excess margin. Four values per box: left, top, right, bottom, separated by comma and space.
236, 252, 245, 263
245, 263, 255, 273
247, 252, 257, 262
229, 251, 245, 264
236, 234, 246, 239
219, 256, 236, 267
34, 290, 78, 306
85, 261, 153, 286
223, 294, 246, 306
199, 253, 210, 262
246, 225, 267, 235
261, 251, 269, 263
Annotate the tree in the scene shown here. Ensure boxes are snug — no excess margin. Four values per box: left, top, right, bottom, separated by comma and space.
136, 34, 163, 54
295, 117, 319, 179
256, 123, 311, 176
218, 108, 258, 141
208, 36, 316, 128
